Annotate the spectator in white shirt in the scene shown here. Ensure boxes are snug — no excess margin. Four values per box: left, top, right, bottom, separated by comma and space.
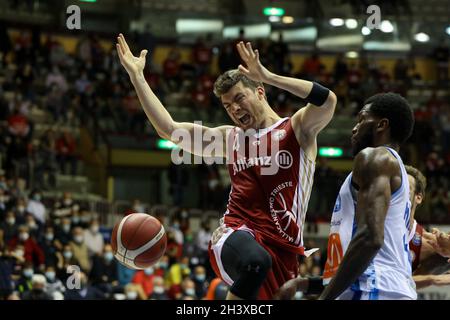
84, 219, 104, 257
26, 190, 46, 224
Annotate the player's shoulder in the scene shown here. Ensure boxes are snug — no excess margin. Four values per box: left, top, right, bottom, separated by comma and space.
354, 147, 399, 176
355, 147, 397, 166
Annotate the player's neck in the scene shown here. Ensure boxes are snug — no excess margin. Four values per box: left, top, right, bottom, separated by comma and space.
258, 108, 281, 129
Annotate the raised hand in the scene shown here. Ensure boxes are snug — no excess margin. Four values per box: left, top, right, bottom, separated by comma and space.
116, 33, 147, 77
236, 41, 272, 83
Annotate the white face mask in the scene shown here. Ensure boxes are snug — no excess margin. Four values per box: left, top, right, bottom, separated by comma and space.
27, 222, 37, 229
63, 251, 73, 259
144, 267, 154, 276
90, 225, 99, 233
126, 291, 138, 300
73, 235, 84, 244
17, 206, 25, 213
153, 286, 165, 294
15, 249, 25, 258
19, 232, 29, 241
185, 288, 195, 297
6, 217, 15, 225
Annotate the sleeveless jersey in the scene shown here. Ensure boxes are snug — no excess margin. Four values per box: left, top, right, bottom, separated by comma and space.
323, 147, 417, 299
408, 220, 424, 272
223, 118, 315, 254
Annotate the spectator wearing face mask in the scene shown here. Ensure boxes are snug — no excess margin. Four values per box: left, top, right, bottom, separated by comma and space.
52, 192, 76, 218
166, 256, 191, 299
56, 244, 78, 281
1, 211, 18, 243
148, 276, 169, 300
69, 227, 91, 272
24, 214, 41, 241
39, 226, 62, 267
90, 244, 119, 295
0, 246, 16, 299
44, 265, 65, 298
0, 188, 10, 216
64, 271, 105, 300
123, 283, 147, 300
15, 262, 34, 295
55, 217, 72, 245
22, 274, 53, 300
180, 278, 196, 300
84, 219, 104, 257
168, 218, 184, 245
154, 255, 169, 277
26, 190, 46, 225
192, 265, 208, 299
132, 266, 155, 298
14, 198, 29, 225
8, 225, 44, 269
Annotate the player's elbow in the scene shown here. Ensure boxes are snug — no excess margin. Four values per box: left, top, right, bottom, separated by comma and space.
366, 234, 384, 251
157, 122, 176, 140
361, 227, 384, 251
327, 90, 337, 108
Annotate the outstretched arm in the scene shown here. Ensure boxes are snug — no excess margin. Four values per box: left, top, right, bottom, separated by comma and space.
430, 228, 450, 262
414, 273, 450, 289
236, 42, 336, 140
117, 34, 231, 157
319, 148, 395, 300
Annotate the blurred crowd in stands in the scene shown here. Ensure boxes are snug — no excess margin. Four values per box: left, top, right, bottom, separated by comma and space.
0, 176, 325, 300
0, 22, 449, 299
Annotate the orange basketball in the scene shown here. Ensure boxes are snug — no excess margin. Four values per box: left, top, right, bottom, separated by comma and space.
111, 213, 167, 269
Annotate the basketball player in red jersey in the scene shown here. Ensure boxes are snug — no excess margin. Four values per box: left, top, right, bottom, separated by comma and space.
404, 165, 450, 288
116, 34, 337, 299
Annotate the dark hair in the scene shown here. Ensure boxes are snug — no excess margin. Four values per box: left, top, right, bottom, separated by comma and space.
213, 69, 262, 98
405, 165, 427, 197
364, 92, 414, 144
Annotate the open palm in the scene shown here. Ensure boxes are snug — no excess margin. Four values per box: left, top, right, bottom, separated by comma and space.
116, 33, 147, 76
236, 41, 271, 83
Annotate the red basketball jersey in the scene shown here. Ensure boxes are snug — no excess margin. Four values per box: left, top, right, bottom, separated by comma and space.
223, 117, 315, 255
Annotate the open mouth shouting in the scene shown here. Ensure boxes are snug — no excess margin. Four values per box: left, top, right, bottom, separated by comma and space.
238, 114, 251, 126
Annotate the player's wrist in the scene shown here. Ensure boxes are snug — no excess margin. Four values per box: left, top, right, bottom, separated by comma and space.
129, 71, 145, 82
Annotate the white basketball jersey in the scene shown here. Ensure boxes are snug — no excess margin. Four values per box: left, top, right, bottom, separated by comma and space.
323, 147, 417, 300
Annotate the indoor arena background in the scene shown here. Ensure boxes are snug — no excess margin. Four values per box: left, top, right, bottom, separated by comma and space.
0, 0, 449, 300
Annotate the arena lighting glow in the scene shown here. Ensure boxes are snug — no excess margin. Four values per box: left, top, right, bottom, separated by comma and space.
263, 7, 285, 16
361, 26, 371, 35
380, 20, 394, 33
157, 139, 178, 150
319, 147, 344, 158
345, 51, 359, 58
79, 0, 97, 2
446, 26, 450, 35
268, 16, 281, 23
282, 16, 294, 24
329, 18, 344, 27
345, 19, 358, 29
415, 32, 430, 42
